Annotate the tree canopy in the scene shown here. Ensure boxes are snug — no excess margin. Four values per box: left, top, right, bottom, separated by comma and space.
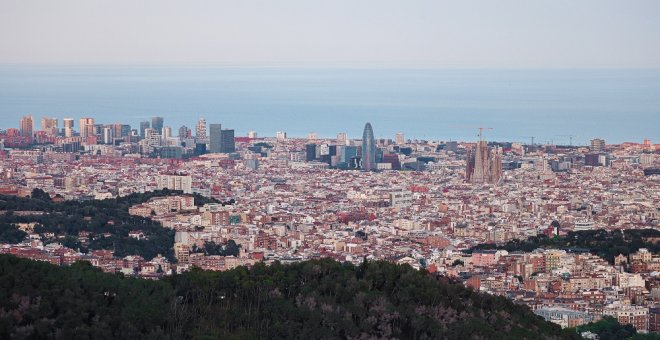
471, 229, 660, 264
0, 190, 193, 260
0, 254, 574, 339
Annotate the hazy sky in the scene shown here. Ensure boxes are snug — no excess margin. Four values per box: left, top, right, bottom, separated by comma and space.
1, 0, 660, 67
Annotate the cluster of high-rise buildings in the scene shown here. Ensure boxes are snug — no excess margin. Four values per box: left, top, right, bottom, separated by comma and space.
4, 116, 419, 173
3, 115, 238, 158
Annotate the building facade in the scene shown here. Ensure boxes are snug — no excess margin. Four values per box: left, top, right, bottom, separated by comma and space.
209, 123, 222, 153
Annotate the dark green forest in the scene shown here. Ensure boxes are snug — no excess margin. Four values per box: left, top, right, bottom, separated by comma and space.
572, 316, 659, 340
192, 240, 241, 257
0, 189, 219, 260
0, 254, 576, 339
471, 229, 660, 263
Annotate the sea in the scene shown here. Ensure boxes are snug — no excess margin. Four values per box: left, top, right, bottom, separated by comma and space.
1, 65, 659, 145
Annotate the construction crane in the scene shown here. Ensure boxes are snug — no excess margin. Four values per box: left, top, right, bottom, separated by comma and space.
475, 126, 493, 141
520, 136, 535, 146
452, 125, 493, 141
556, 134, 577, 146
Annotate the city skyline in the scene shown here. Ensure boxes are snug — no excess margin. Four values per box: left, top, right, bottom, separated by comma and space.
4, 113, 650, 147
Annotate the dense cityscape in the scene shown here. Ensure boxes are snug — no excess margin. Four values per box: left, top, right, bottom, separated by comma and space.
1, 114, 659, 335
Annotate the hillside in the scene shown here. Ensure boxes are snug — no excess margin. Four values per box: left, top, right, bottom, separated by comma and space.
0, 254, 573, 339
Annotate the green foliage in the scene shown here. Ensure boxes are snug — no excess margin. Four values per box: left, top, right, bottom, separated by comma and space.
0, 222, 27, 243
471, 229, 660, 263
0, 254, 572, 339
253, 142, 273, 149
192, 240, 240, 257
573, 316, 639, 340
0, 255, 173, 339
30, 188, 52, 201
0, 191, 183, 260
61, 235, 86, 252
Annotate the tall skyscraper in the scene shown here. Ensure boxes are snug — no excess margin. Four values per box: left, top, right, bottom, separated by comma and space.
151, 117, 164, 132
361, 122, 376, 171
162, 126, 172, 141
109, 123, 121, 139
140, 121, 150, 138
178, 125, 191, 140
79, 118, 95, 138
19, 115, 33, 138
196, 118, 207, 140
305, 144, 317, 161
40, 117, 58, 136
339, 145, 358, 163
590, 138, 605, 152
63, 118, 74, 137
102, 127, 114, 144
395, 132, 405, 145
466, 141, 502, 184
121, 124, 131, 137
220, 129, 235, 153
276, 131, 287, 141
209, 123, 222, 153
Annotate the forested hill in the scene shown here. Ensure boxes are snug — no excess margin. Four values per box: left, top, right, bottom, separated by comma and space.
0, 255, 573, 339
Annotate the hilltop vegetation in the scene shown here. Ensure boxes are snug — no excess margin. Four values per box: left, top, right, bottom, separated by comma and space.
471, 229, 660, 263
572, 316, 658, 340
0, 189, 215, 260
0, 255, 572, 339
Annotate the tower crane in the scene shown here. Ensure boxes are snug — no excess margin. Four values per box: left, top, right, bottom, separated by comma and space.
452, 125, 493, 141
520, 136, 535, 146
556, 134, 577, 146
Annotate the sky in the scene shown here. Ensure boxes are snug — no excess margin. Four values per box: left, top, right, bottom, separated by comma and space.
1, 0, 660, 68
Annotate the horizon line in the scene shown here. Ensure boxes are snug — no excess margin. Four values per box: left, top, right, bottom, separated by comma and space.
1, 62, 660, 71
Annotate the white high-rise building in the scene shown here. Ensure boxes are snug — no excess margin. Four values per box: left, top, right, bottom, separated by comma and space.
276, 131, 287, 141
248, 131, 258, 139
196, 118, 207, 140
162, 126, 172, 141
319, 144, 330, 156
156, 174, 192, 194
395, 132, 405, 145
145, 128, 161, 147
336, 132, 348, 145
308, 132, 317, 140
102, 127, 114, 144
